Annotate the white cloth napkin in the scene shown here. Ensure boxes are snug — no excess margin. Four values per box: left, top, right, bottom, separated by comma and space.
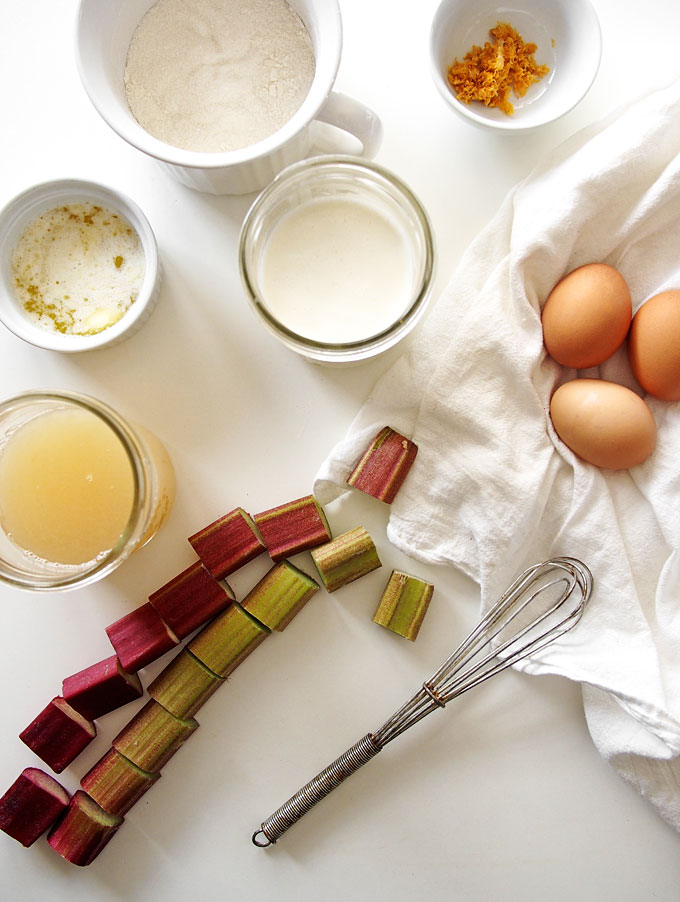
314, 80, 680, 831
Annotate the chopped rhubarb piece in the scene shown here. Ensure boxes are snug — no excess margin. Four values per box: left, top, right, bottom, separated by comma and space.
105, 602, 180, 673
112, 700, 198, 773
188, 507, 265, 579
62, 655, 142, 721
372, 570, 434, 641
188, 602, 269, 678
148, 649, 224, 719
47, 791, 123, 867
0, 768, 70, 847
311, 526, 382, 593
149, 560, 234, 640
347, 426, 418, 503
81, 749, 160, 817
253, 494, 331, 561
240, 560, 319, 632
19, 697, 96, 773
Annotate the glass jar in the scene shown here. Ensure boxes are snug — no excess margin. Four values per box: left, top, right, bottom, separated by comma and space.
0, 390, 175, 591
239, 156, 435, 365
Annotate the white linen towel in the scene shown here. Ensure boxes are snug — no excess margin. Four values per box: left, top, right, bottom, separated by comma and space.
314, 80, 680, 831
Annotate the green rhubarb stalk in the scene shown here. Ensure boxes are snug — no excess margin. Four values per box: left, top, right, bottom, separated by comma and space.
188, 603, 269, 677
372, 570, 434, 641
240, 561, 319, 631
112, 700, 198, 773
148, 648, 225, 718
81, 749, 160, 818
347, 427, 418, 503
310, 526, 382, 593
253, 495, 331, 561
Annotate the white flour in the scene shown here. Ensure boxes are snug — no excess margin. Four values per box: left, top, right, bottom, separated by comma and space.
124, 0, 316, 153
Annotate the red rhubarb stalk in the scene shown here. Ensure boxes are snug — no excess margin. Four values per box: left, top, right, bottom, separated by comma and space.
188, 507, 265, 579
47, 791, 123, 866
62, 655, 142, 721
149, 560, 234, 640
19, 697, 96, 774
253, 495, 331, 561
0, 768, 70, 847
347, 427, 418, 503
105, 602, 180, 673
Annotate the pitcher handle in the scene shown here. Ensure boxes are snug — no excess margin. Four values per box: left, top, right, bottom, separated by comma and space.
314, 91, 383, 159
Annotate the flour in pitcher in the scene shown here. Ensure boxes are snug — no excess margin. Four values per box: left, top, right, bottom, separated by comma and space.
124, 0, 315, 153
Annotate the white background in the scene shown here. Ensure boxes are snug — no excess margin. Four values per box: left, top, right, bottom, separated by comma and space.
1, 1, 680, 899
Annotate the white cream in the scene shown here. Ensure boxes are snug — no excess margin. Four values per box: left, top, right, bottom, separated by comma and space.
258, 197, 415, 344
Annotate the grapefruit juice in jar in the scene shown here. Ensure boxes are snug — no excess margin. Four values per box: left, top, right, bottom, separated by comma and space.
0, 391, 175, 590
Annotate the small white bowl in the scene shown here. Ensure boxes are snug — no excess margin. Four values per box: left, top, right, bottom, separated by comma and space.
0, 179, 160, 352
429, 0, 602, 133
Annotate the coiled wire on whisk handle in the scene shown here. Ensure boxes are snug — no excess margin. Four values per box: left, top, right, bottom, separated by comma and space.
252, 556, 592, 847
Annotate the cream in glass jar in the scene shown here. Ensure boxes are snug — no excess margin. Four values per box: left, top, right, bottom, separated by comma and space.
239, 156, 435, 364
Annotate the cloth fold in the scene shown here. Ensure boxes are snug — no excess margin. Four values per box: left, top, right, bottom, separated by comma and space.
314, 80, 680, 830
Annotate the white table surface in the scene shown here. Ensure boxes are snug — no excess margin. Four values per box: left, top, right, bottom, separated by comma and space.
2, 1, 680, 899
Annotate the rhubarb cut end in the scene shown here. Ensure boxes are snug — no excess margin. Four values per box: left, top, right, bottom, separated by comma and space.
19, 697, 96, 773
0, 769, 70, 847
47, 791, 123, 866
148, 648, 225, 719
188, 602, 270, 677
372, 570, 434, 641
106, 602, 180, 673
81, 749, 160, 817
149, 560, 232, 639
241, 560, 320, 631
62, 655, 143, 721
347, 427, 418, 504
188, 507, 265, 579
112, 699, 199, 773
310, 525, 381, 593
254, 494, 332, 561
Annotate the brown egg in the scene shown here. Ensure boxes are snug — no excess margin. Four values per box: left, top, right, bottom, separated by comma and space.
542, 263, 632, 368
628, 290, 680, 400
550, 378, 656, 469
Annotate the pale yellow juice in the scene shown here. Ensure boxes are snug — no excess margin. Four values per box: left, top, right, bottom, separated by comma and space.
0, 407, 135, 565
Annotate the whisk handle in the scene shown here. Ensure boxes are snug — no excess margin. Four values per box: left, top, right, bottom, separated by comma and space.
252, 732, 383, 846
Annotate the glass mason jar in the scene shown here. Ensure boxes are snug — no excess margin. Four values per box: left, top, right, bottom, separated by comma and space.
0, 390, 175, 591
239, 155, 435, 365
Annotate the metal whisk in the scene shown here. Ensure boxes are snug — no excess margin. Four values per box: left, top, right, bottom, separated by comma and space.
252, 556, 592, 847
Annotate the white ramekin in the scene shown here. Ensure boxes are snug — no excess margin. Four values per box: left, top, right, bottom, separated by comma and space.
0, 178, 160, 352
429, 0, 602, 134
